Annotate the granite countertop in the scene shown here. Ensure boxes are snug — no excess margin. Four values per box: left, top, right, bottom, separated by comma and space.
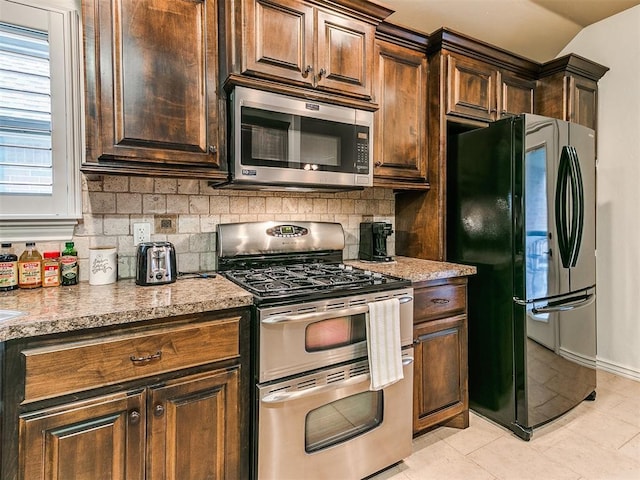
345, 256, 477, 283
0, 257, 475, 342
0, 276, 253, 342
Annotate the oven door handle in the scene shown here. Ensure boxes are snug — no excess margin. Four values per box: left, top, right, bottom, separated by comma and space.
261, 373, 370, 404
261, 295, 413, 325
261, 356, 414, 404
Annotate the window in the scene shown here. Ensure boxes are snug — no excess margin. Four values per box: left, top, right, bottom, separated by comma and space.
0, 0, 82, 242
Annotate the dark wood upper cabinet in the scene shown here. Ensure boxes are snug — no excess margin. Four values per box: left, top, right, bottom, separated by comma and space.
446, 54, 497, 121
82, 0, 226, 179
445, 52, 536, 122
537, 54, 609, 133
499, 71, 536, 116
220, 0, 392, 102
373, 23, 428, 189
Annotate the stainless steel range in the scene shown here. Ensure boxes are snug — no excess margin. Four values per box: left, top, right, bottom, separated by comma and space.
217, 221, 414, 480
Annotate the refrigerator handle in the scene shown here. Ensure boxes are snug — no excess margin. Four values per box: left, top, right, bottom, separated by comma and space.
531, 291, 595, 314
568, 146, 584, 267
555, 146, 584, 268
555, 147, 572, 268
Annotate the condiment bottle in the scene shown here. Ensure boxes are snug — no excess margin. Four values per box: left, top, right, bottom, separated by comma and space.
42, 251, 61, 287
60, 241, 78, 286
0, 243, 18, 291
18, 242, 42, 289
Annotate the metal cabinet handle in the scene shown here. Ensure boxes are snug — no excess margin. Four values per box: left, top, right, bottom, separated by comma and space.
208, 145, 217, 154
154, 404, 165, 418
129, 409, 141, 425
302, 65, 313, 78
317, 67, 326, 79
431, 298, 450, 305
130, 351, 162, 365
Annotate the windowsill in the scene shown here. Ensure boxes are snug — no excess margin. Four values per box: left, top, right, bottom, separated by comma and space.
0, 217, 79, 242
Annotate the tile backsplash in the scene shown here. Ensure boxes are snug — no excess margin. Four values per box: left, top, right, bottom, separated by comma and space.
59, 175, 396, 281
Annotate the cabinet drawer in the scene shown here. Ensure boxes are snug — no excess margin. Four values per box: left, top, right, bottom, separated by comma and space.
414, 284, 466, 321
22, 317, 240, 404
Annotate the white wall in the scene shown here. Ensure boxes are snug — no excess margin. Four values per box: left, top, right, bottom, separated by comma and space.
559, 6, 640, 379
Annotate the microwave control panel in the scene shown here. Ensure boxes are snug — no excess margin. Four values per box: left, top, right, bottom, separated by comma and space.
355, 126, 370, 173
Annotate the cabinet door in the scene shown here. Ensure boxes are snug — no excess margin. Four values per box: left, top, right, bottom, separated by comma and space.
446, 54, 498, 121
147, 368, 240, 480
413, 315, 468, 434
316, 9, 374, 98
373, 40, 427, 186
244, 0, 314, 85
566, 75, 598, 131
499, 72, 535, 117
19, 390, 145, 480
84, 0, 220, 170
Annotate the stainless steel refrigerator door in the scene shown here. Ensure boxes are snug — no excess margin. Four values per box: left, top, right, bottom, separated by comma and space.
523, 114, 568, 304
523, 115, 566, 350
566, 122, 596, 292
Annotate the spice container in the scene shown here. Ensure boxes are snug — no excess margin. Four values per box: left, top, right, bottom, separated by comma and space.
18, 242, 42, 289
0, 243, 18, 291
42, 251, 61, 287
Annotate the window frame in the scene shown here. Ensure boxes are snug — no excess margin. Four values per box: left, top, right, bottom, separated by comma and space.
0, 0, 83, 242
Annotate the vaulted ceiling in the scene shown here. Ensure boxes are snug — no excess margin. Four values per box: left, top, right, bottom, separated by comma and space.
384, 0, 640, 62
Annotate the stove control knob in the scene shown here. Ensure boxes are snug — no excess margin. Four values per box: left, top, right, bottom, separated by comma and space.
155, 273, 164, 280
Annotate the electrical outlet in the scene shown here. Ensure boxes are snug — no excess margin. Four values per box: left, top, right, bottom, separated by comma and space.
133, 222, 151, 246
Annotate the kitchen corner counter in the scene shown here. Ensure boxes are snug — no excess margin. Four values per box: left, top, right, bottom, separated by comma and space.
345, 256, 477, 283
0, 277, 253, 342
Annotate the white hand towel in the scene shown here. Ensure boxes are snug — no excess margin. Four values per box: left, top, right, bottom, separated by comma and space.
366, 298, 403, 391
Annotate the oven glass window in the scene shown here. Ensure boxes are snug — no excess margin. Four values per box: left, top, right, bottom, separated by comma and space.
305, 390, 383, 453
305, 314, 367, 352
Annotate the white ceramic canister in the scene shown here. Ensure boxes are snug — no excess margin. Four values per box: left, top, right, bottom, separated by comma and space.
89, 246, 117, 285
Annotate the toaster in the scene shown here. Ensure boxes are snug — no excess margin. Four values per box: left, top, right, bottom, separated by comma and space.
135, 241, 177, 286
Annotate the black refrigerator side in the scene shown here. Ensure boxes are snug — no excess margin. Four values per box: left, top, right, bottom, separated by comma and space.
447, 117, 519, 431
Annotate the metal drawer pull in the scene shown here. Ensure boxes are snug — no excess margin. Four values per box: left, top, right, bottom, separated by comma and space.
130, 351, 162, 364
431, 298, 450, 305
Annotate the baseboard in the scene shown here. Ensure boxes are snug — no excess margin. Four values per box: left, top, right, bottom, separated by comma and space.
596, 357, 640, 381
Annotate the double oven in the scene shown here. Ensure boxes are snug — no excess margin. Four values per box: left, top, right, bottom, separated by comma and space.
218, 221, 414, 480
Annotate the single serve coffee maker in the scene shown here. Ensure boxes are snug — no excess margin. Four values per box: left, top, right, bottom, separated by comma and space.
359, 222, 393, 262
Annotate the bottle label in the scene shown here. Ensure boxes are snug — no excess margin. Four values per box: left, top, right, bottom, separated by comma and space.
60, 256, 78, 285
19, 261, 41, 286
0, 261, 18, 288
43, 263, 61, 287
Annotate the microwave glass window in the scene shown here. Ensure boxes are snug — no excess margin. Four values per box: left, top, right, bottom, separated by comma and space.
299, 131, 340, 167
240, 106, 357, 173
305, 314, 367, 352
305, 390, 383, 453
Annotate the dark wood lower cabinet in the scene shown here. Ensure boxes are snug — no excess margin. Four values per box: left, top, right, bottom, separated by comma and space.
20, 390, 146, 480
2, 309, 249, 480
147, 368, 240, 480
413, 277, 469, 435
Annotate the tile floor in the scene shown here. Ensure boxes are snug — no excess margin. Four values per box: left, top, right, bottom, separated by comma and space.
371, 370, 640, 480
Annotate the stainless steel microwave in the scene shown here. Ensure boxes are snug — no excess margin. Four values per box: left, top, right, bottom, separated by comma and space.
220, 86, 373, 191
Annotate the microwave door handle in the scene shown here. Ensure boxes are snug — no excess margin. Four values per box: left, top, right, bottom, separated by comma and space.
262, 295, 413, 324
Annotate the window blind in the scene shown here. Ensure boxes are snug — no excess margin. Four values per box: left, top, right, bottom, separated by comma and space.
0, 22, 52, 195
